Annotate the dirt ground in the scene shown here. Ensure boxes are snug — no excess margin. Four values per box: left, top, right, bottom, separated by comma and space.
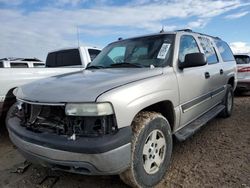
0, 94, 249, 188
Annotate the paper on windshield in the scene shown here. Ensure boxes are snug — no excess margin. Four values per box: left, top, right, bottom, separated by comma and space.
157, 43, 171, 59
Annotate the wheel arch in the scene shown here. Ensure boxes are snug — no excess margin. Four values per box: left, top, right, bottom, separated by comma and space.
2, 87, 17, 115
227, 76, 235, 89
134, 100, 175, 131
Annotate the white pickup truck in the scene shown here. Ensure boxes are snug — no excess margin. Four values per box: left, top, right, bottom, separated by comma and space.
0, 46, 101, 119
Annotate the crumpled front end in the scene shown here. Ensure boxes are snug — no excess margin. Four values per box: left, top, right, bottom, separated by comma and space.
7, 100, 132, 175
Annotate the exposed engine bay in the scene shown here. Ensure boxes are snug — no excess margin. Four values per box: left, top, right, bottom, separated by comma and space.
13, 101, 118, 139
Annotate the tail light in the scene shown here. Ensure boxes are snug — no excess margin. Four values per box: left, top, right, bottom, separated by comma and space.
238, 67, 250, 72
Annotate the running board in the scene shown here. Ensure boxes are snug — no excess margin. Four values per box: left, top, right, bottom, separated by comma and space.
174, 105, 225, 141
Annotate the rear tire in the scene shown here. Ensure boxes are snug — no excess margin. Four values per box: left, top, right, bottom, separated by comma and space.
119, 111, 172, 188
220, 84, 234, 118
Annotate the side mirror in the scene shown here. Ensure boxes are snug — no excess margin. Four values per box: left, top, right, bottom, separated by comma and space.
179, 53, 207, 69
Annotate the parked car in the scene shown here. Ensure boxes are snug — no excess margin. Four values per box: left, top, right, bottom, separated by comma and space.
234, 54, 250, 92
0, 57, 45, 68
0, 46, 101, 119
6, 30, 236, 188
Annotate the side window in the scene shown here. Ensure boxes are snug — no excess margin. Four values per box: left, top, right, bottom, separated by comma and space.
198, 37, 218, 64
88, 49, 101, 61
10, 63, 28, 68
215, 40, 235, 62
179, 35, 200, 63
108, 47, 126, 63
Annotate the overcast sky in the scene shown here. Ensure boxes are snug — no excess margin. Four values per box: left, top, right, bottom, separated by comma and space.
0, 0, 250, 60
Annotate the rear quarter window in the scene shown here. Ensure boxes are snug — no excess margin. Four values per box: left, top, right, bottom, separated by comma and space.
215, 40, 235, 62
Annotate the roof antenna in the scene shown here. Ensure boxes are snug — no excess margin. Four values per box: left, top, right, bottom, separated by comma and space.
77, 25, 80, 47
160, 25, 165, 33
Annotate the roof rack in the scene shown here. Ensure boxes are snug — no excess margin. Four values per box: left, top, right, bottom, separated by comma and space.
175, 29, 221, 40
175, 29, 193, 32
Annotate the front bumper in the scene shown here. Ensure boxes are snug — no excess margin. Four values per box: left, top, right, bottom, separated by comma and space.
7, 117, 132, 175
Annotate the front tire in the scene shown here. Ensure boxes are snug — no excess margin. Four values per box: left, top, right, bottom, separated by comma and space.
120, 111, 172, 188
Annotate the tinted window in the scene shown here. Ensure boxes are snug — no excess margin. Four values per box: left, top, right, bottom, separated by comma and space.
34, 63, 45, 67
0, 62, 3, 68
198, 37, 218, 64
215, 40, 235, 62
88, 49, 101, 61
10, 63, 28, 68
179, 35, 200, 63
46, 49, 81, 67
234, 55, 250, 64
46, 53, 56, 67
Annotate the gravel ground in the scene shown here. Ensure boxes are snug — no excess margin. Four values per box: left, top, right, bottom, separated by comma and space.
0, 94, 249, 188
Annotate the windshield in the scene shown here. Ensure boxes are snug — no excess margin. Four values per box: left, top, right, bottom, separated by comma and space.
88, 34, 174, 69
234, 55, 250, 64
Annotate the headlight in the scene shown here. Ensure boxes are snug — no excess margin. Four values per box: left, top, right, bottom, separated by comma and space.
65, 103, 114, 116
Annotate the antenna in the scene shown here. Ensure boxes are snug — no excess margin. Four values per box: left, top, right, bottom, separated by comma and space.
77, 25, 80, 47
160, 25, 165, 33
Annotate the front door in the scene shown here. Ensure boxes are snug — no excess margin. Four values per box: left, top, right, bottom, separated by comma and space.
176, 35, 212, 128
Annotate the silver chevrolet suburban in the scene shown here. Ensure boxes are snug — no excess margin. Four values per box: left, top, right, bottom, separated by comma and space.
6, 30, 237, 188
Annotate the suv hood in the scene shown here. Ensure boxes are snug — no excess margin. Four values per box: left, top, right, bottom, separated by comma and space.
17, 68, 163, 103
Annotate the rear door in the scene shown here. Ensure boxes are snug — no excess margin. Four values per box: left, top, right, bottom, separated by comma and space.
176, 34, 212, 127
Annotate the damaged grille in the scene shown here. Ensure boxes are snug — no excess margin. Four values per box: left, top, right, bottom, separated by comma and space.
16, 102, 118, 137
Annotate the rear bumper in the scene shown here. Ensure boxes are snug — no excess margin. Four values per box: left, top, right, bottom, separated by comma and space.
7, 117, 132, 175
236, 80, 250, 91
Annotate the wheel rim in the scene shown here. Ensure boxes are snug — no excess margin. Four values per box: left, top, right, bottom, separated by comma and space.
227, 91, 232, 112
142, 129, 166, 174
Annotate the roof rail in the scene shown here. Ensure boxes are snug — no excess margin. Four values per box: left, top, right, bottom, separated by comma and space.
175, 29, 221, 40
175, 29, 193, 32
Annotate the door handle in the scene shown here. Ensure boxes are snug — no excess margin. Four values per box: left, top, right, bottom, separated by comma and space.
220, 69, 224, 75
205, 72, 210, 79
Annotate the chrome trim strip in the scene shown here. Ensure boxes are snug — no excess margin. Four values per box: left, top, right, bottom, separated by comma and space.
17, 98, 65, 106
182, 96, 211, 113
181, 86, 225, 113
176, 101, 222, 132
211, 89, 225, 98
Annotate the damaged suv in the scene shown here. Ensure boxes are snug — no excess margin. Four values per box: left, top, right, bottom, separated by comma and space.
7, 30, 236, 188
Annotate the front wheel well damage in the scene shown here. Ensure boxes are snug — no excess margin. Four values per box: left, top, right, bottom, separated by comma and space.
135, 101, 175, 131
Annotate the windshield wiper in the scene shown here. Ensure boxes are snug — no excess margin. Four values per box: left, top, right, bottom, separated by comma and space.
110, 62, 144, 68
86, 65, 105, 69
